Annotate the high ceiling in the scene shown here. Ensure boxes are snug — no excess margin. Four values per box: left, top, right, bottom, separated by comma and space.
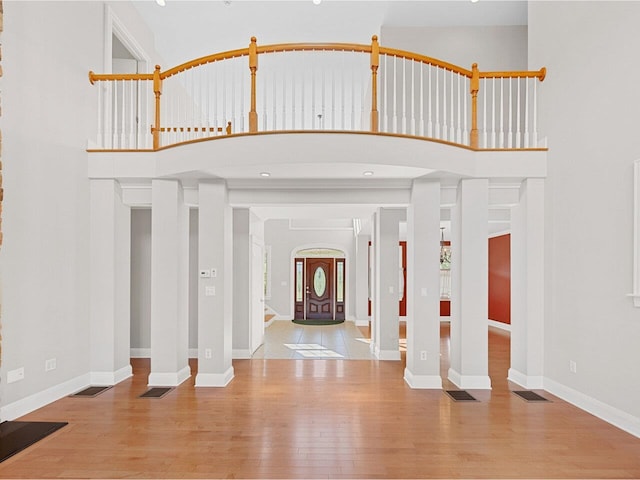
132, 0, 527, 67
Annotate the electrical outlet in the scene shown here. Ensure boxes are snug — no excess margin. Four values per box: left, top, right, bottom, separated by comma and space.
45, 358, 57, 372
420, 351, 427, 361
205, 286, 215, 296
7, 367, 25, 383
205, 349, 212, 359
569, 360, 577, 373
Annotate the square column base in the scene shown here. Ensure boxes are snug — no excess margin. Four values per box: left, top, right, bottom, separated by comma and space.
148, 366, 191, 387
448, 368, 492, 390
375, 347, 401, 361
195, 367, 235, 387
404, 369, 442, 389
90, 365, 133, 386
508, 368, 544, 389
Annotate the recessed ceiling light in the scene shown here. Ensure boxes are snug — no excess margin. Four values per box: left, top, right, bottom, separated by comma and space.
363, 171, 374, 177
156, 0, 166, 6
260, 172, 271, 177
313, 0, 322, 4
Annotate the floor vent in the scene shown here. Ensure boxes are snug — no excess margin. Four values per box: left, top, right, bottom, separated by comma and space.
70, 386, 112, 398
139, 387, 173, 399
512, 390, 550, 402
445, 390, 478, 402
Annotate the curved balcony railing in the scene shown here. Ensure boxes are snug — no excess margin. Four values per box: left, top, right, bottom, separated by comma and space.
88, 36, 546, 151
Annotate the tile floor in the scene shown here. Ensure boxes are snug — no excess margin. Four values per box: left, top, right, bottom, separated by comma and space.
252, 320, 388, 360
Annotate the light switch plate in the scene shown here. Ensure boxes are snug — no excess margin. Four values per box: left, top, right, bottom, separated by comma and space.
199, 269, 211, 278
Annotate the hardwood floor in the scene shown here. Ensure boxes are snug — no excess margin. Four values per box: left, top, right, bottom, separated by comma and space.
2, 323, 640, 479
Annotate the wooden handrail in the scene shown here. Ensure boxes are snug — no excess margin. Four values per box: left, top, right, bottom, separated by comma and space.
88, 36, 547, 150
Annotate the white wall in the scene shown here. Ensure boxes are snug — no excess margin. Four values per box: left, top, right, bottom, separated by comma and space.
0, 0, 162, 412
131, 209, 151, 350
264, 219, 356, 319
381, 25, 528, 71
529, 1, 640, 422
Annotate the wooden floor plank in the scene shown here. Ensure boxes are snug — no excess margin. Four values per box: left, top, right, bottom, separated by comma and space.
1, 323, 640, 478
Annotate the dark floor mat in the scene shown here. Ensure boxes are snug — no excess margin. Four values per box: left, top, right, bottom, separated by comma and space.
445, 390, 478, 402
139, 387, 173, 398
513, 390, 550, 402
70, 386, 112, 397
0, 421, 67, 463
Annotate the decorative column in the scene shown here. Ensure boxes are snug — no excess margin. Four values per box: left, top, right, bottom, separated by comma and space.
232, 208, 251, 359
89, 179, 132, 385
405, 180, 442, 388
373, 208, 405, 360
149, 179, 190, 386
449, 179, 491, 389
509, 178, 545, 388
355, 232, 370, 327
196, 180, 234, 387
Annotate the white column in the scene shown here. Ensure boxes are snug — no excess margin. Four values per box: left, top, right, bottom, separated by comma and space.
196, 180, 234, 387
355, 233, 370, 327
373, 208, 405, 360
89, 179, 132, 385
149, 179, 191, 386
232, 208, 251, 359
404, 180, 442, 388
509, 178, 545, 388
449, 179, 491, 389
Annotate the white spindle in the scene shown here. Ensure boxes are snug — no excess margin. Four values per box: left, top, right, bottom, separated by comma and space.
435, 68, 440, 139
129, 80, 135, 148
97, 81, 103, 148
410, 60, 415, 135
393, 56, 397, 133
482, 80, 488, 148
533, 78, 538, 147
499, 77, 504, 148
507, 78, 513, 148
351, 55, 355, 130
516, 78, 521, 148
402, 58, 406, 134
292, 61, 297, 130
419, 63, 424, 136
449, 70, 454, 141
120, 80, 126, 148
524, 78, 530, 148
491, 79, 496, 148
110, 82, 117, 149
427, 66, 433, 137
463, 75, 468, 145
442, 69, 447, 141
456, 73, 461, 144
383, 54, 388, 132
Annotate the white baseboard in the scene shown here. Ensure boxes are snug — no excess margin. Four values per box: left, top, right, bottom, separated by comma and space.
375, 347, 401, 361
195, 367, 235, 387
130, 348, 150, 358
90, 365, 132, 385
489, 319, 511, 332
404, 369, 442, 389
439, 316, 451, 323
544, 377, 640, 438
233, 349, 252, 359
148, 366, 191, 387
355, 319, 370, 327
508, 368, 544, 389
448, 368, 492, 389
1, 373, 91, 421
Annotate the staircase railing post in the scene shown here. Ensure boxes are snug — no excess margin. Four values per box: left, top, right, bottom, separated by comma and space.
249, 37, 259, 133
370, 35, 379, 133
152, 65, 162, 150
470, 63, 479, 149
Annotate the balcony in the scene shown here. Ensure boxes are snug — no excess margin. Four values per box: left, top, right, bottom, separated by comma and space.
88, 36, 546, 154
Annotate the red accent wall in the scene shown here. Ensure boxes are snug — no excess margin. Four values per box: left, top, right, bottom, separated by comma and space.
488, 234, 511, 324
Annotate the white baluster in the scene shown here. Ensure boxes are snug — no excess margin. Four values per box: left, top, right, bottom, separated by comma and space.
383, 54, 388, 133
129, 80, 135, 148
402, 57, 407, 134
524, 78, 530, 148
392, 56, 397, 133
533, 78, 538, 147
490, 78, 496, 148
463, 75, 468, 145
97, 81, 103, 148
507, 77, 513, 148
410, 60, 415, 135
427, 66, 433, 138
456, 73, 461, 144
516, 78, 521, 148
482, 80, 488, 148
435, 67, 440, 139
110, 81, 117, 149
449, 70, 454, 141
442, 69, 448, 141
499, 77, 504, 148
419, 62, 424, 137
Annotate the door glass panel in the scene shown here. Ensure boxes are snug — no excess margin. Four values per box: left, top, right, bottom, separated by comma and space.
313, 267, 327, 297
337, 262, 344, 302
296, 261, 303, 302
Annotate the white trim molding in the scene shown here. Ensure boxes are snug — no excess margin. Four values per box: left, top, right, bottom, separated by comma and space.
90, 365, 133, 386
1, 373, 91, 421
233, 349, 253, 359
488, 319, 511, 332
629, 159, 640, 307
375, 347, 401, 361
148, 366, 191, 387
508, 368, 544, 389
195, 367, 235, 387
404, 369, 443, 389
448, 368, 492, 390
544, 377, 640, 439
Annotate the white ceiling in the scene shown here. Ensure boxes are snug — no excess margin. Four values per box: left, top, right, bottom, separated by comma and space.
132, 0, 528, 67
